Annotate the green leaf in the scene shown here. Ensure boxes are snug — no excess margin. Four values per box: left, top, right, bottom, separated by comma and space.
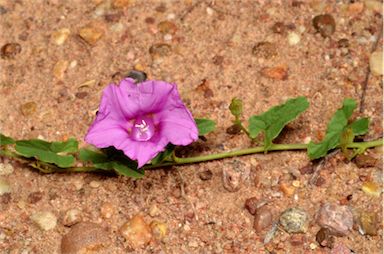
248, 96, 309, 150
349, 117, 369, 136
195, 118, 216, 136
307, 98, 358, 160
15, 139, 75, 168
340, 127, 354, 159
0, 133, 15, 146
50, 138, 78, 153
229, 98, 243, 119
79, 148, 144, 178
151, 145, 174, 165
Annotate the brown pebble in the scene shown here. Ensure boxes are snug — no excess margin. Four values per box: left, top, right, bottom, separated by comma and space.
316, 203, 353, 236
158, 20, 177, 35
198, 169, 213, 181
61, 222, 109, 253
1, 193, 11, 204
79, 24, 104, 45
149, 43, 172, 58
120, 214, 152, 249
254, 206, 273, 232
104, 12, 122, 22
348, 2, 364, 16
316, 227, 334, 248
1, 43, 22, 59
195, 79, 214, 98
260, 65, 288, 80
244, 197, 260, 215
271, 22, 286, 34
226, 124, 242, 135
358, 211, 378, 236
315, 176, 326, 186
145, 17, 155, 24
290, 234, 305, 246
252, 42, 277, 59
354, 154, 377, 168
20, 101, 37, 116
27, 191, 43, 204
53, 60, 69, 80
212, 55, 224, 65
299, 163, 314, 175
337, 38, 349, 48
75, 91, 88, 99
312, 14, 336, 38
155, 4, 166, 12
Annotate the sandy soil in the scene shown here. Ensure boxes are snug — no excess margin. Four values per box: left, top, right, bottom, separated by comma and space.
0, 0, 382, 253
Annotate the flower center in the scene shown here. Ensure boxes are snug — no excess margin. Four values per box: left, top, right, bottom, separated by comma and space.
131, 116, 155, 141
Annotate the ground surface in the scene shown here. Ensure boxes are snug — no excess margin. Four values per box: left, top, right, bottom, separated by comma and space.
0, 0, 383, 253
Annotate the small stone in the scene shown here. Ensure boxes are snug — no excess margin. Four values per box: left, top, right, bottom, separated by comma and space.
316, 203, 353, 236
20, 101, 37, 116
120, 214, 152, 249
198, 169, 213, 181
260, 65, 288, 80
53, 60, 69, 79
369, 51, 383, 76
357, 211, 377, 236
157, 20, 177, 35
222, 160, 249, 192
290, 234, 305, 246
104, 13, 123, 23
312, 14, 336, 38
63, 208, 82, 226
30, 211, 57, 231
280, 182, 296, 197
337, 38, 349, 48
90, 180, 101, 188
354, 154, 377, 168
287, 32, 301, 45
347, 2, 364, 16
0, 178, 11, 195
226, 124, 242, 135
149, 205, 160, 217
1, 43, 22, 59
27, 191, 43, 204
244, 197, 260, 215
51, 28, 70, 45
61, 222, 109, 254
279, 207, 309, 233
155, 3, 166, 12
149, 43, 172, 58
316, 228, 334, 248
254, 206, 273, 232
150, 220, 167, 241
361, 181, 381, 197
145, 17, 155, 24
79, 24, 104, 45
100, 202, 115, 219
75, 91, 88, 99
127, 70, 147, 83
271, 22, 286, 34
212, 55, 224, 65
309, 243, 318, 250
252, 42, 277, 59
0, 163, 14, 176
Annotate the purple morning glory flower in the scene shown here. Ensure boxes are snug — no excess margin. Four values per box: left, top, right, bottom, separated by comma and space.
85, 78, 198, 168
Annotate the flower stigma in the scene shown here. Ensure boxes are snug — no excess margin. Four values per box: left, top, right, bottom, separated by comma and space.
131, 116, 155, 142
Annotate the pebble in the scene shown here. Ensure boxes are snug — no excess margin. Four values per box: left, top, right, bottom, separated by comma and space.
287, 32, 300, 45
61, 222, 109, 254
312, 14, 336, 38
290, 234, 305, 246
75, 91, 88, 99
337, 38, 349, 48
0, 163, 14, 175
51, 28, 70, 45
150, 220, 167, 241
369, 51, 383, 76
53, 60, 69, 80
30, 211, 57, 231
271, 22, 286, 34
252, 41, 277, 59
157, 20, 177, 34
120, 214, 152, 249
0, 178, 11, 195
89, 180, 101, 188
79, 24, 104, 45
357, 211, 377, 236
254, 205, 273, 232
354, 154, 377, 168
62, 208, 82, 226
1, 43, 21, 59
100, 202, 115, 219
149, 43, 172, 58
244, 197, 261, 215
279, 207, 309, 233
149, 204, 160, 217
222, 160, 249, 192
279, 182, 296, 197
316, 203, 353, 236
347, 2, 364, 16
260, 65, 288, 80
316, 227, 334, 248
27, 191, 43, 204
198, 169, 213, 181
226, 124, 242, 135
361, 181, 381, 197
127, 70, 147, 83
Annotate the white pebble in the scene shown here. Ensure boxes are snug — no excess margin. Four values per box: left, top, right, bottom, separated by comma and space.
163, 34, 172, 41
288, 32, 301, 45
0, 178, 11, 195
31, 211, 57, 231
0, 163, 14, 176
206, 7, 214, 15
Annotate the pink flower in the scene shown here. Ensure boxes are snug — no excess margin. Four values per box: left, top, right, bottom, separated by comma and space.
85, 78, 198, 167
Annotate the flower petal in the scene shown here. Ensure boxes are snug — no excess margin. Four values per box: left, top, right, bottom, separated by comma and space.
85, 117, 129, 148
136, 80, 175, 114
115, 134, 168, 167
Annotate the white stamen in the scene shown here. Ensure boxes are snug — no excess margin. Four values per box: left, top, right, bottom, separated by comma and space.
135, 120, 149, 133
